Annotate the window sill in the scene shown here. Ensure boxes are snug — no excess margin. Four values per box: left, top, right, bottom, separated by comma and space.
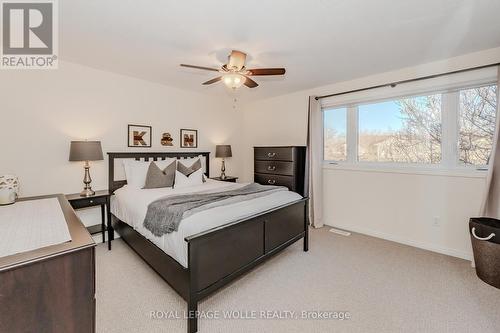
322, 162, 487, 178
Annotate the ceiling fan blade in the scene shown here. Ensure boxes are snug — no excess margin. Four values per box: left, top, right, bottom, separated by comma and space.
202, 77, 222, 85
180, 64, 220, 72
228, 50, 247, 71
243, 76, 259, 88
247, 68, 286, 76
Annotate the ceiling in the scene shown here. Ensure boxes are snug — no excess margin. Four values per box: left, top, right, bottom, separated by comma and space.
61, 0, 500, 100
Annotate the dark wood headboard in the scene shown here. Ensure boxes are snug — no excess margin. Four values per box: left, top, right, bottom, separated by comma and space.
107, 152, 210, 193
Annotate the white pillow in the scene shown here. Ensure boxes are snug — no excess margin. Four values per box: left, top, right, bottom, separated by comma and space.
174, 168, 203, 189
123, 160, 149, 189
123, 158, 177, 188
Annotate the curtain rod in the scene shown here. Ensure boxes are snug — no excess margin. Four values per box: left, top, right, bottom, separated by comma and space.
315, 62, 500, 100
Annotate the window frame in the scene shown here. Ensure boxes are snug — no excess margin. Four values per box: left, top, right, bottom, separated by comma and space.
322, 106, 348, 162
322, 81, 497, 176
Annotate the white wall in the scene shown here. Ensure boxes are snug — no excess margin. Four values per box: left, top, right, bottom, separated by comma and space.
0, 61, 242, 226
241, 47, 500, 260
323, 169, 484, 259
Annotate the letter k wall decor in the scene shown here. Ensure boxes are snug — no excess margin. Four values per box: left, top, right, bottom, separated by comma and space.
128, 124, 152, 148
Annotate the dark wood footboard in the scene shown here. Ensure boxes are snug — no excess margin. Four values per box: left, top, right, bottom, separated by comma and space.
187, 198, 307, 294
107, 152, 309, 333
111, 197, 308, 333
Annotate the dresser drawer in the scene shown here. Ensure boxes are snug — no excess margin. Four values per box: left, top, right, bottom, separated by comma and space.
255, 160, 294, 176
69, 196, 107, 209
254, 147, 294, 161
255, 173, 294, 189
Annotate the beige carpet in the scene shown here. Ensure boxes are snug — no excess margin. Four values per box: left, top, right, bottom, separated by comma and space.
95, 228, 500, 333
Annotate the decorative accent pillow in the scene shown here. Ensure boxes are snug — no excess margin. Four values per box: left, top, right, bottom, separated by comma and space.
177, 158, 202, 176
174, 168, 203, 189
154, 158, 177, 170
123, 158, 176, 188
177, 158, 206, 182
143, 161, 176, 189
181, 155, 207, 173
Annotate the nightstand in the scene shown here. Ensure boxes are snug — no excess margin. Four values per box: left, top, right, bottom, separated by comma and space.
210, 176, 238, 183
66, 190, 111, 249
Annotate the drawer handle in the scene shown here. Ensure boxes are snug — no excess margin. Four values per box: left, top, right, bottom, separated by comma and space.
267, 179, 276, 185
267, 152, 276, 158
267, 165, 276, 171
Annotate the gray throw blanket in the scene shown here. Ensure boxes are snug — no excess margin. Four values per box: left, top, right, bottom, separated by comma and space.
143, 183, 286, 236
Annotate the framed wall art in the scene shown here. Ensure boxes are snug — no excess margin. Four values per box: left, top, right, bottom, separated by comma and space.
180, 129, 198, 148
128, 124, 152, 148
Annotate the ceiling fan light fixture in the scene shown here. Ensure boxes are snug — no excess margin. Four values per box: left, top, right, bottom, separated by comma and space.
223, 73, 245, 89
180, 50, 285, 89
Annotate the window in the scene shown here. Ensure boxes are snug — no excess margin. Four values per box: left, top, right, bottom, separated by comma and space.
322, 82, 498, 172
358, 95, 441, 164
324, 107, 347, 161
458, 85, 497, 167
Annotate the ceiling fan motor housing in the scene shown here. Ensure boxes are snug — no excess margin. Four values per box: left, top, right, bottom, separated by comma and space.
227, 50, 246, 71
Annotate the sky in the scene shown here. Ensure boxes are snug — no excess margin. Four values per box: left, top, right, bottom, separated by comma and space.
324, 101, 404, 135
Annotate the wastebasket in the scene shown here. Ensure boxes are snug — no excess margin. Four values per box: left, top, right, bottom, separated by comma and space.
469, 217, 500, 289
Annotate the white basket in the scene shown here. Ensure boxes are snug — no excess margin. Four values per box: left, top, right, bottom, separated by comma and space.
0, 175, 19, 193
0, 175, 19, 205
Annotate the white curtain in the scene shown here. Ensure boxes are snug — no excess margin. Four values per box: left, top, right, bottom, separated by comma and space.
480, 66, 500, 218
306, 96, 324, 228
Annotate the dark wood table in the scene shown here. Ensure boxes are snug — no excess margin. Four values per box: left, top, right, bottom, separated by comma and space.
0, 194, 96, 333
66, 190, 111, 249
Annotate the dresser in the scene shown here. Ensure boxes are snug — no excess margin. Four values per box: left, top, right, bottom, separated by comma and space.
254, 146, 306, 196
0, 194, 96, 333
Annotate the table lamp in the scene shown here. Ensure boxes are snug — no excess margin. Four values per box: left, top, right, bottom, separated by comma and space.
215, 145, 232, 180
69, 141, 103, 197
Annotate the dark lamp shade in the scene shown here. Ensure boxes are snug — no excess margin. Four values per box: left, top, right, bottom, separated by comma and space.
215, 145, 232, 158
69, 141, 104, 161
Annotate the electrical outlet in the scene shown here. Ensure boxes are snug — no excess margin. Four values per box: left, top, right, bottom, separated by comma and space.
433, 216, 441, 227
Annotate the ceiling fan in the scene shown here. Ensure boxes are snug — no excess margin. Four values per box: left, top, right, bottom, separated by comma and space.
180, 50, 286, 89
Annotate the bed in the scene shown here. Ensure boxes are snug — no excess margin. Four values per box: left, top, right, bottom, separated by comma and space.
107, 152, 309, 333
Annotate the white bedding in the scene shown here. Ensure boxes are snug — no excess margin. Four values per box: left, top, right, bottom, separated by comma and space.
111, 179, 302, 268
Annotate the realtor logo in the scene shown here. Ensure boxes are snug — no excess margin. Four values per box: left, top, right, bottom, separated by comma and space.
1, 0, 58, 69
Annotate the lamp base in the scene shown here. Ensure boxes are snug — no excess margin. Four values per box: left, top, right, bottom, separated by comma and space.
80, 162, 95, 197
80, 188, 95, 197
220, 159, 226, 180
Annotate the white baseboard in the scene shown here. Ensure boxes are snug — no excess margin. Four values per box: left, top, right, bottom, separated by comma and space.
327, 223, 473, 261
